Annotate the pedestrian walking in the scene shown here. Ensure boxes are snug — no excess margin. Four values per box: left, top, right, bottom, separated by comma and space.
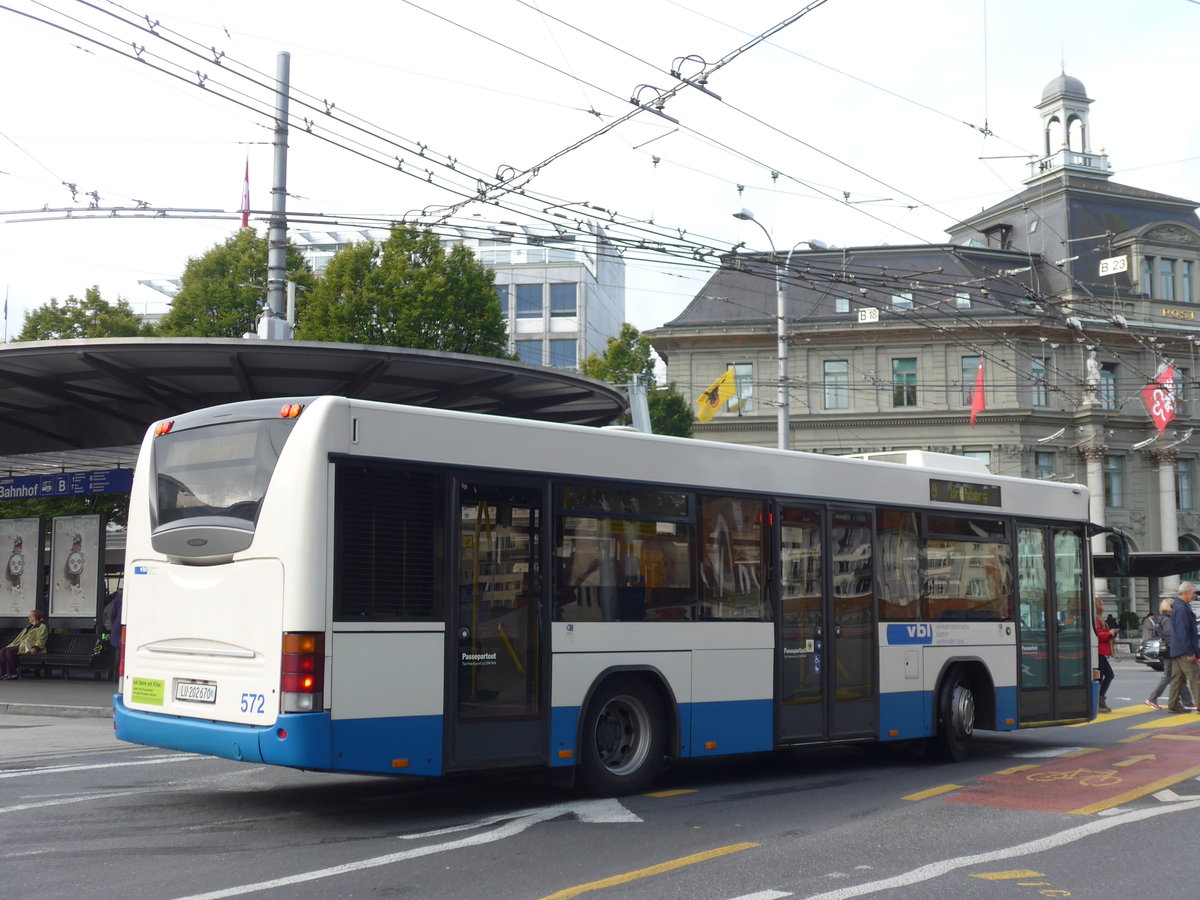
1146, 598, 1194, 709
1165, 582, 1200, 713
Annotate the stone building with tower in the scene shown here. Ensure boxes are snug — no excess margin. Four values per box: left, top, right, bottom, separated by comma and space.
649, 73, 1200, 619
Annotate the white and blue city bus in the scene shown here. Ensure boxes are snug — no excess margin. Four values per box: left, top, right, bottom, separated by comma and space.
114, 396, 1101, 795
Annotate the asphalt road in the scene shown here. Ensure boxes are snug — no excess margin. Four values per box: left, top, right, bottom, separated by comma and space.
2, 660, 1195, 900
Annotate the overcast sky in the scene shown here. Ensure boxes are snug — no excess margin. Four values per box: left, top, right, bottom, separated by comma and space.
2, 0, 1198, 356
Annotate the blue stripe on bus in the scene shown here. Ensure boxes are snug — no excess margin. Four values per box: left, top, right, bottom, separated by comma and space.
994, 686, 1018, 731
114, 696, 275, 765
685, 699, 773, 757
329, 715, 443, 776
114, 698, 446, 776
878, 690, 934, 740
552, 699, 773, 763
877, 685, 1021, 740
549, 706, 579, 767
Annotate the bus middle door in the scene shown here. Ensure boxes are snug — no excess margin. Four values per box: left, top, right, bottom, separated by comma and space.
448, 479, 548, 770
778, 504, 877, 743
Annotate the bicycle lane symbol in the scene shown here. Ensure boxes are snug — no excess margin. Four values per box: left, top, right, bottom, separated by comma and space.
1025, 767, 1123, 787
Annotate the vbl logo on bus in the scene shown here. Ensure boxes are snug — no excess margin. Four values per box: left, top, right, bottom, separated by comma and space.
887, 623, 933, 645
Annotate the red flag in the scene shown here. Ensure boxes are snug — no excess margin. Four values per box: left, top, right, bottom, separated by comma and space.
969, 357, 985, 427
240, 157, 250, 228
1142, 365, 1177, 434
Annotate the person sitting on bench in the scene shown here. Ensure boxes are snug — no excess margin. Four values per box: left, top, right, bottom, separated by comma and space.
1, 610, 47, 679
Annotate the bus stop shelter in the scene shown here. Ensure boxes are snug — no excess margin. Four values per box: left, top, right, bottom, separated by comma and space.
0, 337, 628, 473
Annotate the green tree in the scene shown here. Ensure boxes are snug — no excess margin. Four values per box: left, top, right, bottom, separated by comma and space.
0, 494, 129, 528
16, 286, 155, 340
579, 323, 693, 438
157, 228, 314, 337
295, 225, 508, 356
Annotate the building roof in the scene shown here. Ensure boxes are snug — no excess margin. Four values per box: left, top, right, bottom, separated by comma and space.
653, 244, 1057, 333
0, 338, 628, 476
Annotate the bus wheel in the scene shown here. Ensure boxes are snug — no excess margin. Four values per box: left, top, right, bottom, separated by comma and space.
579, 676, 666, 796
929, 671, 975, 763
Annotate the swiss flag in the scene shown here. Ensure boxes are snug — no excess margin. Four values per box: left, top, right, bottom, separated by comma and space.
969, 357, 985, 427
1142, 365, 1177, 434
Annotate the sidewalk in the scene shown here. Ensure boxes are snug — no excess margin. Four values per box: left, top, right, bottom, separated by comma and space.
0, 675, 115, 719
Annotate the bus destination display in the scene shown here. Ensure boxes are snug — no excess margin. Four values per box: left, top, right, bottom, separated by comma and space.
929, 478, 1001, 507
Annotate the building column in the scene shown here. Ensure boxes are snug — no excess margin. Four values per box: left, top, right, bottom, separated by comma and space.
1078, 440, 1111, 602
1151, 447, 1181, 596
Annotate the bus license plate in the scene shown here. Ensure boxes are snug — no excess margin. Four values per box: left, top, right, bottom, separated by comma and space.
175, 681, 217, 703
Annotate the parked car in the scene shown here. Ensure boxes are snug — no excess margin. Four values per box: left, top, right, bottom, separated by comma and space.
1136, 637, 1164, 671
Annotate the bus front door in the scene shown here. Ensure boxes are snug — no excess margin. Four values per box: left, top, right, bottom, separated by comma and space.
778, 504, 877, 744
448, 480, 547, 770
1017, 525, 1090, 723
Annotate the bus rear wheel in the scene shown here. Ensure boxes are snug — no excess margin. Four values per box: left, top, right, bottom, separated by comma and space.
929, 670, 975, 762
579, 676, 666, 796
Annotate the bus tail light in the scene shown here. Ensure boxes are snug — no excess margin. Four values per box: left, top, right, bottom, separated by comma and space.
118, 626, 126, 679
281, 632, 324, 713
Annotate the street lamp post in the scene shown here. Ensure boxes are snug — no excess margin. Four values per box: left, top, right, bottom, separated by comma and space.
734, 209, 789, 450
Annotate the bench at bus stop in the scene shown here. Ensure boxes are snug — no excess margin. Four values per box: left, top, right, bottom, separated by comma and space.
3, 632, 115, 681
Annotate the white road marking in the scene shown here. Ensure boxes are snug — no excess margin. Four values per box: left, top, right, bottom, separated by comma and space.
1009, 747, 1086, 758
0, 754, 198, 779
0, 788, 151, 815
801, 797, 1200, 899
172, 799, 641, 900
727, 892, 792, 899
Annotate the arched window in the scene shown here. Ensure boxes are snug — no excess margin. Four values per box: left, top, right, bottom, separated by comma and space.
1066, 115, 1086, 152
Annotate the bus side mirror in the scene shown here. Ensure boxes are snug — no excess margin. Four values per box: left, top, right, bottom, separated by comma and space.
1088, 524, 1130, 576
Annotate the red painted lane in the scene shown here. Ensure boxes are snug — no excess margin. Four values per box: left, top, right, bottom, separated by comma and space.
942, 729, 1200, 814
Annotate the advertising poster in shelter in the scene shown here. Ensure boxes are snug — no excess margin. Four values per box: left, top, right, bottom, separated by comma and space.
49, 515, 103, 620
1, 517, 43, 617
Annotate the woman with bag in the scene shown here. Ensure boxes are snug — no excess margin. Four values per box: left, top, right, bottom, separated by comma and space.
1095, 600, 1117, 712
0, 609, 47, 679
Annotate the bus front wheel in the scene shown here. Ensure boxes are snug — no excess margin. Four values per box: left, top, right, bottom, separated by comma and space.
579, 676, 666, 796
929, 671, 975, 762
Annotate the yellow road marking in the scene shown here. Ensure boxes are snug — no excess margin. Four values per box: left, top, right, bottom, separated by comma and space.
970, 869, 1044, 880
1067, 705, 1151, 726
1113, 754, 1156, 767
1152, 733, 1200, 742
1129, 712, 1200, 730
1119, 734, 1153, 743
645, 789, 697, 798
1061, 747, 1102, 757
995, 765, 1039, 775
537, 842, 758, 900
1069, 762, 1200, 815
902, 784, 962, 801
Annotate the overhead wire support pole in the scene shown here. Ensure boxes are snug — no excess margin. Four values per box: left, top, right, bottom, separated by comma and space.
264, 50, 292, 340
733, 209, 788, 450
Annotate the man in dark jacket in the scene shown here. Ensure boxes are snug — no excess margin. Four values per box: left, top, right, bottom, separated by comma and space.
1166, 582, 1200, 713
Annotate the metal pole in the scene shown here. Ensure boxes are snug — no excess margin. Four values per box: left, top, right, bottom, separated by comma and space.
265, 51, 291, 338
775, 260, 788, 450
734, 211, 788, 450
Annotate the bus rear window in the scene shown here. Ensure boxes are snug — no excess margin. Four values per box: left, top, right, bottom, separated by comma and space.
153, 419, 295, 526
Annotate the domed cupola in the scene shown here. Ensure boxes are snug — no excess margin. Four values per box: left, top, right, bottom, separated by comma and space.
1025, 72, 1111, 185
